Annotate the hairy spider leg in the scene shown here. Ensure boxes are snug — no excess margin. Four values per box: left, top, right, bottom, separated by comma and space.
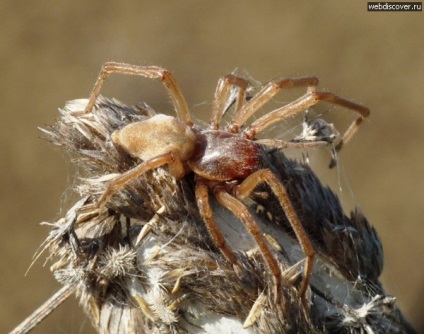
195, 178, 238, 265
84, 62, 192, 125
235, 169, 315, 299
227, 77, 319, 133
213, 185, 282, 301
256, 139, 330, 150
209, 74, 249, 129
95, 152, 176, 208
243, 91, 370, 165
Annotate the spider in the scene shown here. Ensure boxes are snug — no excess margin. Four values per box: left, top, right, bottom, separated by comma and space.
81, 62, 369, 300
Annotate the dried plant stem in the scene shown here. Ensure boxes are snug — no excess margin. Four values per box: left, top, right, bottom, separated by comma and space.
9, 285, 75, 334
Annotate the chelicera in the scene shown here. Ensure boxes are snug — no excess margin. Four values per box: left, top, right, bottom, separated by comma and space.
82, 62, 369, 300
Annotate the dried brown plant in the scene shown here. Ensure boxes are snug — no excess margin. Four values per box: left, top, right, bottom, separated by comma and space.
17, 95, 411, 334
10, 65, 417, 333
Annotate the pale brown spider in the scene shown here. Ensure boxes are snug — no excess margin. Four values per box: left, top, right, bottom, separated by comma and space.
82, 62, 369, 300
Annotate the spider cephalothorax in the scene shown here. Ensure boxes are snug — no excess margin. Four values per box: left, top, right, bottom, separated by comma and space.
82, 62, 369, 300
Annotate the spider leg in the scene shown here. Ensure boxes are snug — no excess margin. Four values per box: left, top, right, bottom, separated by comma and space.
235, 168, 315, 299
244, 92, 369, 164
212, 185, 282, 301
83, 62, 192, 125
227, 77, 319, 133
256, 139, 329, 149
195, 178, 238, 265
209, 74, 249, 130
95, 152, 176, 208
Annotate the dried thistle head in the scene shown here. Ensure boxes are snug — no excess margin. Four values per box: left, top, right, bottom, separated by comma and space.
32, 94, 412, 333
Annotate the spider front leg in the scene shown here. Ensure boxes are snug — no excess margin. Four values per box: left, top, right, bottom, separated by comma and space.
209, 74, 249, 129
212, 185, 282, 301
227, 76, 319, 133
195, 178, 239, 265
256, 139, 329, 150
84, 62, 192, 125
244, 92, 369, 166
235, 169, 315, 299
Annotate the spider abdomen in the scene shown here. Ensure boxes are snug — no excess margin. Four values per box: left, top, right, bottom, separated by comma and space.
112, 114, 196, 162
188, 130, 263, 181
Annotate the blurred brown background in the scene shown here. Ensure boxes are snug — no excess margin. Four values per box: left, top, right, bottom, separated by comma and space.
1, 1, 423, 333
